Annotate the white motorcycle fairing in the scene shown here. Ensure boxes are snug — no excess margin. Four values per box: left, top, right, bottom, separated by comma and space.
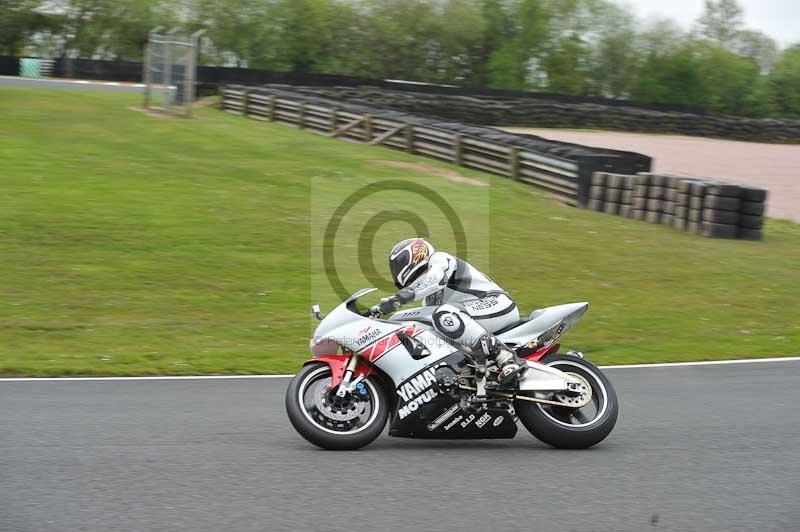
391, 301, 589, 349
390, 300, 588, 391
311, 289, 582, 393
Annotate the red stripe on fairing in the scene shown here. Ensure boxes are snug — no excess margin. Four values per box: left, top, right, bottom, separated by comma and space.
360, 325, 426, 362
307, 355, 374, 388
523, 343, 560, 362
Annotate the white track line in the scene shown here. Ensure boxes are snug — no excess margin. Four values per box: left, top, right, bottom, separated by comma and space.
599, 356, 800, 369
0, 375, 294, 382
1, 356, 798, 382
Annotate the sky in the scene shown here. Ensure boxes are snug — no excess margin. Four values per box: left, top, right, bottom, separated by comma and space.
622, 0, 799, 46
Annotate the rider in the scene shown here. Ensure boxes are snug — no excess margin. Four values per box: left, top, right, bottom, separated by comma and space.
371, 238, 527, 385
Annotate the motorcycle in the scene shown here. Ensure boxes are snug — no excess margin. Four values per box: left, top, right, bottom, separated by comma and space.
286, 288, 618, 450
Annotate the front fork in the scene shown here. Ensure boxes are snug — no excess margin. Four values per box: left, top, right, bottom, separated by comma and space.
335, 353, 365, 397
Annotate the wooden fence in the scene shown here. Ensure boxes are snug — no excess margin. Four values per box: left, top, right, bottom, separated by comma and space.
222, 86, 581, 205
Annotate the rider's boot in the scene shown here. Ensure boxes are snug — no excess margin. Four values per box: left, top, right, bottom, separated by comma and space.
476, 334, 527, 385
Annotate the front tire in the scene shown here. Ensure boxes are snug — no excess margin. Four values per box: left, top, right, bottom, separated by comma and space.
516, 354, 618, 449
285, 363, 388, 450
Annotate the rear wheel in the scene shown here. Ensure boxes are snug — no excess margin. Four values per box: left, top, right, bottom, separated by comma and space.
516, 354, 618, 449
285, 363, 388, 450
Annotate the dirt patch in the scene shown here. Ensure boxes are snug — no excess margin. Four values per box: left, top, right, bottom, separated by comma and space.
128, 106, 170, 118
128, 106, 208, 119
194, 96, 220, 108
371, 160, 488, 187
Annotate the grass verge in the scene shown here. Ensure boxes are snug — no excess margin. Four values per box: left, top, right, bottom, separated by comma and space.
1, 88, 798, 376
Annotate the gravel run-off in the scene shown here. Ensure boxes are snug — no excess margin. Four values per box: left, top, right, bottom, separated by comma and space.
503, 128, 800, 223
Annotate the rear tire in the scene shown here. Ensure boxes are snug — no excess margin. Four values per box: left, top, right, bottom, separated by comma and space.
285, 363, 388, 450
516, 354, 618, 449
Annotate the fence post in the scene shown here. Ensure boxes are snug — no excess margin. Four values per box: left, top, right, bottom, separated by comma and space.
406, 125, 414, 154
298, 102, 306, 129
268, 95, 276, 121
364, 114, 373, 142
330, 108, 338, 133
510, 147, 520, 180
143, 42, 153, 109
163, 27, 180, 111
144, 26, 163, 110
453, 134, 463, 166
185, 29, 205, 117
242, 90, 250, 117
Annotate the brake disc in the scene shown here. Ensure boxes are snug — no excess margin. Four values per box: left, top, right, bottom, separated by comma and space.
314, 383, 366, 422
551, 372, 592, 409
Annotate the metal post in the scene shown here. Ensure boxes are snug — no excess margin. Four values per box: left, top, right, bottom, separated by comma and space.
163, 27, 180, 111
185, 29, 206, 117
144, 26, 163, 109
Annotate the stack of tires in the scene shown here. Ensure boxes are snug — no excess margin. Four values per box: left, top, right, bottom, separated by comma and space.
689, 182, 740, 238
737, 187, 768, 240
630, 175, 649, 221
587, 172, 768, 240
673, 179, 697, 231
588, 173, 633, 216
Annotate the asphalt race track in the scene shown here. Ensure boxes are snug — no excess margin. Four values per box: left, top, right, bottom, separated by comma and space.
2, 360, 799, 532
0, 75, 144, 92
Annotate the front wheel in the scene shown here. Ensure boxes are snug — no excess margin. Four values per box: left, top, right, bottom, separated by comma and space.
285, 363, 388, 450
516, 354, 618, 449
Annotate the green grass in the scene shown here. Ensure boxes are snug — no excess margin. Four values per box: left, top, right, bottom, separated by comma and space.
1, 88, 798, 376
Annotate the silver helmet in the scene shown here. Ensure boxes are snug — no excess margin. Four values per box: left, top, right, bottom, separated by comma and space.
389, 238, 435, 289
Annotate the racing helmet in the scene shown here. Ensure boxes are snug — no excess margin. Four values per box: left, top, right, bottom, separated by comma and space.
389, 238, 435, 289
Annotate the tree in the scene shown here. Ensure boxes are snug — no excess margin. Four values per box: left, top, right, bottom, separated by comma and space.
630, 43, 706, 107
0, 0, 51, 55
354, 0, 441, 81
269, 0, 337, 72
696, 0, 744, 47
486, 0, 551, 90
534, 0, 603, 95
49, 0, 178, 61
429, 0, 488, 84
474, 0, 516, 86
691, 40, 760, 115
767, 44, 800, 117
189, 0, 276, 67
733, 29, 778, 73
540, 32, 591, 94
586, 0, 639, 97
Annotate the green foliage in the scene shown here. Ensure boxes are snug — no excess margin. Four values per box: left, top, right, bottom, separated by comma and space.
630, 44, 705, 107
0, 0, 53, 55
586, 2, 639, 97
696, 0, 744, 46
693, 41, 761, 115
55, 0, 178, 60
767, 45, 800, 117
734, 29, 778, 73
7, 0, 800, 118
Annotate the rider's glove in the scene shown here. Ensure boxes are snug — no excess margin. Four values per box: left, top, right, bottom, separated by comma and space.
378, 296, 402, 314
374, 288, 415, 316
